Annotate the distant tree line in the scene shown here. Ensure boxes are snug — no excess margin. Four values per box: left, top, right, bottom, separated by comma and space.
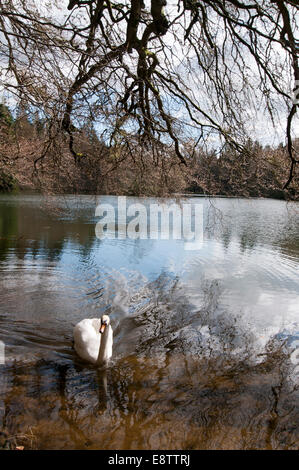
0, 104, 297, 198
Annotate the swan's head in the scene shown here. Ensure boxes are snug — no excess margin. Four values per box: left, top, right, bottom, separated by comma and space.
99, 314, 110, 334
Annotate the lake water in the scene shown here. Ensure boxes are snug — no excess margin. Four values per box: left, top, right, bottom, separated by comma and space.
0, 194, 298, 449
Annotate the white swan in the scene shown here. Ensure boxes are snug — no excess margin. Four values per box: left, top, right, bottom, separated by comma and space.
73, 314, 113, 366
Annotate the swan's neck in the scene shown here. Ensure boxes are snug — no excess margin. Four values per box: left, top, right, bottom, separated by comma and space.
96, 325, 111, 365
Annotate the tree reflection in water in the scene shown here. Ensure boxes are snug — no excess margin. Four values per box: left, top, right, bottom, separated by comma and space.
0, 277, 298, 450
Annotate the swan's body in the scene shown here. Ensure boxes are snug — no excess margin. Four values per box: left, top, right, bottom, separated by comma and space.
73, 315, 113, 366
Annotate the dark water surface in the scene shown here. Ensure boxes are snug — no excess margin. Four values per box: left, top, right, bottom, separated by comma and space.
0, 194, 298, 449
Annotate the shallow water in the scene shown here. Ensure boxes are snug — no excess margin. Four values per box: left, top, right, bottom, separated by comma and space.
0, 194, 298, 449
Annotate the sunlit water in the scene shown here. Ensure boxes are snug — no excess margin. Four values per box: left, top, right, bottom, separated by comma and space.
0, 194, 298, 449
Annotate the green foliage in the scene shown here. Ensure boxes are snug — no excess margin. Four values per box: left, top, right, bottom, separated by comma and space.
0, 171, 18, 193
0, 104, 14, 126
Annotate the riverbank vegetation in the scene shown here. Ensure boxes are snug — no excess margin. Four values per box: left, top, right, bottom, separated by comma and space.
0, 104, 298, 198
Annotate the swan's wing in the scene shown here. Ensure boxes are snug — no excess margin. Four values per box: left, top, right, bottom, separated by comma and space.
73, 318, 101, 363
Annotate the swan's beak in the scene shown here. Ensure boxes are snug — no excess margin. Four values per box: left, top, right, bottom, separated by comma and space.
100, 324, 106, 334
